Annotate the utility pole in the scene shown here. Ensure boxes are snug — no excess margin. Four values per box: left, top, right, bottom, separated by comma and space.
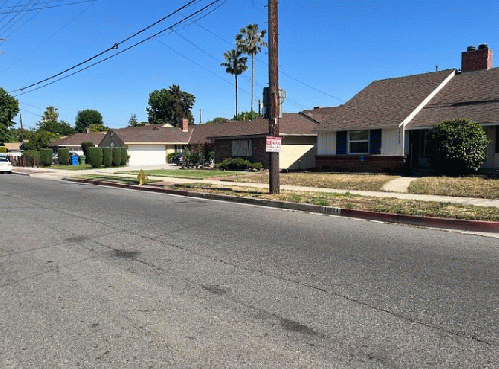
268, 0, 279, 194
199, 109, 202, 124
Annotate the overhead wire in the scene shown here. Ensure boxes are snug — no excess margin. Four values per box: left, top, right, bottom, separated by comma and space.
14, 0, 226, 96
0, 0, 97, 15
0, 0, 97, 73
13, 0, 205, 94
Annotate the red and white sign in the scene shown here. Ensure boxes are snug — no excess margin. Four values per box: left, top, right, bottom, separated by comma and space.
266, 136, 282, 153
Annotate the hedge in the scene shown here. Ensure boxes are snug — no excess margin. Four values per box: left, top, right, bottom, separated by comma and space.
0, 146, 7, 153
112, 147, 121, 167
58, 148, 70, 165
102, 147, 113, 167
88, 147, 103, 168
81, 142, 94, 158
120, 147, 128, 166
22, 150, 40, 167
39, 148, 53, 167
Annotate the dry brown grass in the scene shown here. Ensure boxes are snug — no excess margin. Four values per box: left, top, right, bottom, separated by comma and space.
173, 183, 499, 221
225, 172, 398, 191
409, 176, 499, 199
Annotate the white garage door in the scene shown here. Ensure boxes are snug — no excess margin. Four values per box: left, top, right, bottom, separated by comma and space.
128, 145, 166, 166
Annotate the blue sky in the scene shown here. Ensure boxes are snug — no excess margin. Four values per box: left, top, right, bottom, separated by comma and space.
2, 0, 499, 130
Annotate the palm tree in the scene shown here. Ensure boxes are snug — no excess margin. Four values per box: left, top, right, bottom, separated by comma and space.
236, 24, 267, 113
221, 49, 248, 118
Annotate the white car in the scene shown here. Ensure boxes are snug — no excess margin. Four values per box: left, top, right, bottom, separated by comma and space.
0, 156, 12, 173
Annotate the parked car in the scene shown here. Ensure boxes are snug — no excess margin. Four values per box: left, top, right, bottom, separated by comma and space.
0, 156, 12, 173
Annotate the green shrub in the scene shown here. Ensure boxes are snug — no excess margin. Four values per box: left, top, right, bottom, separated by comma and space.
251, 162, 263, 170
120, 147, 128, 166
217, 157, 252, 170
81, 142, 94, 158
0, 146, 7, 153
58, 148, 70, 165
427, 119, 488, 175
88, 147, 103, 168
112, 147, 121, 166
39, 148, 53, 167
102, 147, 112, 167
167, 152, 178, 163
184, 150, 200, 166
23, 150, 40, 167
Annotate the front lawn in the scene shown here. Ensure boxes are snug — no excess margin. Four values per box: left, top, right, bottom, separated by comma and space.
51, 164, 93, 171
118, 169, 245, 179
226, 172, 399, 191
409, 176, 499, 199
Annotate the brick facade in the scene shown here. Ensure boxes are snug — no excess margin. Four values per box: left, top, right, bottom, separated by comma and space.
316, 155, 406, 173
214, 136, 269, 168
461, 45, 493, 73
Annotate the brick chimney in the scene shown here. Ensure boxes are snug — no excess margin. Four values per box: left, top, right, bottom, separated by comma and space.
461, 44, 493, 72
181, 118, 189, 132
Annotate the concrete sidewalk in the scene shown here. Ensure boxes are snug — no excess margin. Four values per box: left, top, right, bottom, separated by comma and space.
12, 166, 499, 209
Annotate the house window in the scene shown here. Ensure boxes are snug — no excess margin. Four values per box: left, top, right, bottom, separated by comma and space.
349, 130, 369, 154
232, 139, 252, 157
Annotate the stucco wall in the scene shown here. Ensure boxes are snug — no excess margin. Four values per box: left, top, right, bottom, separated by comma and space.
280, 136, 316, 170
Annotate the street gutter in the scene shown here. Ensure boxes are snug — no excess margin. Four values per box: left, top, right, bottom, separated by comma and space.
65, 177, 499, 235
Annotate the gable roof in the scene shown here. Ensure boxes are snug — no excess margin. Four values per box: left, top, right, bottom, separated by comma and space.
314, 69, 456, 131
195, 113, 319, 142
408, 68, 499, 128
111, 125, 192, 144
49, 132, 107, 147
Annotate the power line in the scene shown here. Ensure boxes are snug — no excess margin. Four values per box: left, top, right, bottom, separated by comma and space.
14, 0, 204, 93
0, 0, 96, 15
14, 0, 226, 96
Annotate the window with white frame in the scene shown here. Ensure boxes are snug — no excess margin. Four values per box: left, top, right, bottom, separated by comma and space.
232, 139, 252, 157
349, 130, 369, 154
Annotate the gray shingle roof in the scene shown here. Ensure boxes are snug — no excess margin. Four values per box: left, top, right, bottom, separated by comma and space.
49, 132, 107, 147
408, 68, 499, 128
313, 69, 456, 131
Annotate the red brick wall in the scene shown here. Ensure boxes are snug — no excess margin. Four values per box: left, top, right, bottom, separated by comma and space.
461, 47, 493, 72
214, 137, 269, 168
316, 155, 406, 173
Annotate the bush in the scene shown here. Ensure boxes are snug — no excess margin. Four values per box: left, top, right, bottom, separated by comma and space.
184, 150, 200, 166
216, 157, 262, 171
22, 150, 40, 167
0, 146, 7, 153
167, 152, 178, 163
88, 147, 103, 168
39, 148, 53, 167
81, 142, 94, 158
120, 147, 128, 166
427, 119, 489, 175
58, 148, 70, 165
102, 147, 113, 167
112, 147, 121, 167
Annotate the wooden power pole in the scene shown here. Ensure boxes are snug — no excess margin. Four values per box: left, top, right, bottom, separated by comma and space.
268, 0, 280, 194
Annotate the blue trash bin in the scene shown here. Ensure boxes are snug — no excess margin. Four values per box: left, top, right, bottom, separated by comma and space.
71, 155, 79, 166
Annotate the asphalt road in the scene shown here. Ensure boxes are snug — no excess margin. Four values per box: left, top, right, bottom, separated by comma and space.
1, 174, 499, 368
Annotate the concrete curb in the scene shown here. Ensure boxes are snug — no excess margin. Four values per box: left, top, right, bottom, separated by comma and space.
66, 178, 499, 234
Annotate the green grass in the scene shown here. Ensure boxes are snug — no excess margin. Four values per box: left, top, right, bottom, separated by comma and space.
51, 164, 93, 171
117, 169, 245, 179
75, 174, 160, 185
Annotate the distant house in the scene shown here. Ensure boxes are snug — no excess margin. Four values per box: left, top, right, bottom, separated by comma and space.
51, 114, 318, 169
100, 120, 191, 166
309, 44, 499, 172
49, 132, 107, 156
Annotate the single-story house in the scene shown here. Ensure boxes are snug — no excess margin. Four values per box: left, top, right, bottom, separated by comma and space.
199, 113, 319, 170
308, 44, 499, 172
49, 132, 107, 156
100, 120, 191, 166
50, 115, 319, 169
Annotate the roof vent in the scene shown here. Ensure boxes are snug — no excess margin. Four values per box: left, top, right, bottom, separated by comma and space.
467, 45, 476, 52
478, 43, 488, 50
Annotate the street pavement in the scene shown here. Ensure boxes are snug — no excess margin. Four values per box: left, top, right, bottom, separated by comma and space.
1, 174, 499, 367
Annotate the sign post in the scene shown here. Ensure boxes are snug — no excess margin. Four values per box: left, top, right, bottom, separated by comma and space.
268, 0, 279, 194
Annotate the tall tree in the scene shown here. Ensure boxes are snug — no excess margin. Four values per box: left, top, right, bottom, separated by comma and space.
236, 24, 267, 112
0, 87, 19, 143
147, 85, 195, 126
221, 49, 247, 118
37, 106, 75, 136
75, 109, 105, 133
